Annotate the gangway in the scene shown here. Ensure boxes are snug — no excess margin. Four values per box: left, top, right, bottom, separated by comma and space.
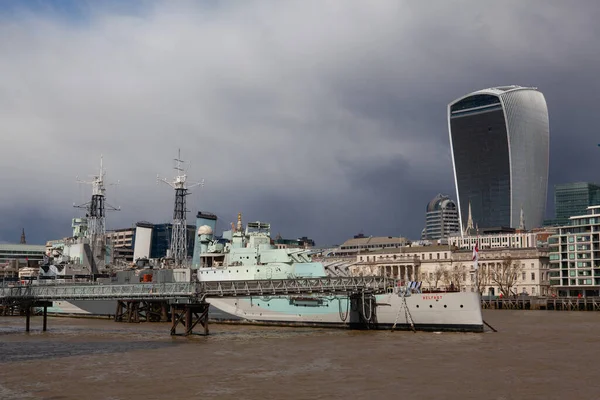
0, 276, 390, 335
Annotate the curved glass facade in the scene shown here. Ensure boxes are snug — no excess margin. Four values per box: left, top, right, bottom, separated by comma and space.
423, 194, 460, 240
448, 87, 549, 232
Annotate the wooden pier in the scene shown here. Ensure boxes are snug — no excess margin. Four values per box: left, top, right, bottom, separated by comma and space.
170, 302, 210, 336
114, 300, 170, 323
0, 300, 53, 332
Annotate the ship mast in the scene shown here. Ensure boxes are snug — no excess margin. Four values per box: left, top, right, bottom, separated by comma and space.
157, 149, 203, 265
74, 155, 120, 238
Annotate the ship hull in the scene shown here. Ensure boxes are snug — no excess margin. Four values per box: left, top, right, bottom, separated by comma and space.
44, 293, 483, 333
206, 291, 483, 332
45, 300, 116, 316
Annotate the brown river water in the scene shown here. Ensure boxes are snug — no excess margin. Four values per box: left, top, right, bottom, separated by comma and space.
1, 310, 599, 400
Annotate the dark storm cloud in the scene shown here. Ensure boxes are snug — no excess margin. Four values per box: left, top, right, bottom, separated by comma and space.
1, 0, 599, 245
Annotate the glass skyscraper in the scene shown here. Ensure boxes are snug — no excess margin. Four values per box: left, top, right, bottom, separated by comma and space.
448, 86, 549, 233
545, 182, 600, 226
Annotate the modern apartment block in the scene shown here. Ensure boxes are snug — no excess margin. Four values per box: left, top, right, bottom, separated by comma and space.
105, 227, 135, 248
548, 205, 600, 296
422, 194, 460, 240
448, 85, 549, 231
544, 182, 600, 227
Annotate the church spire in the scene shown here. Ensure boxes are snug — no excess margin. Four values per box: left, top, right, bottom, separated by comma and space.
20, 228, 26, 244
464, 201, 475, 235
518, 207, 526, 231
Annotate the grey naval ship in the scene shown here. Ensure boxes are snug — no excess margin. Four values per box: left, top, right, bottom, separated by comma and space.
41, 213, 483, 332
37, 157, 483, 332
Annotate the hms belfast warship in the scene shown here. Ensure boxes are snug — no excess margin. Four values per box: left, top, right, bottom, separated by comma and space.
197, 213, 484, 332
40, 154, 484, 332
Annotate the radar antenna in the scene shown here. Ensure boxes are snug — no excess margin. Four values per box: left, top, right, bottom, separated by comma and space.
74, 155, 120, 237
157, 149, 204, 265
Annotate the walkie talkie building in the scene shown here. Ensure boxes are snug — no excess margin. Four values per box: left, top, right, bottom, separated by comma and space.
448, 86, 549, 233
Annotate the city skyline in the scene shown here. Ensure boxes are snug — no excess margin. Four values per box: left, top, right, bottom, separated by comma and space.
1, 1, 600, 246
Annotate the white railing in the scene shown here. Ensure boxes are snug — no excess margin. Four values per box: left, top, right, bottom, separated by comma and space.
0, 277, 391, 302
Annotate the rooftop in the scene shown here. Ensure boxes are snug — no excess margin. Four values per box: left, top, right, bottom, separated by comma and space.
364, 245, 455, 255
449, 85, 539, 107
0, 243, 46, 251
340, 236, 407, 247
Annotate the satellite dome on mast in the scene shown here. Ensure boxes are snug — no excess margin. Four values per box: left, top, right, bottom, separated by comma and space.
198, 225, 213, 236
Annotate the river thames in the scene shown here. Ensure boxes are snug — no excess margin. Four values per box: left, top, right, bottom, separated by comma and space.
1, 310, 598, 399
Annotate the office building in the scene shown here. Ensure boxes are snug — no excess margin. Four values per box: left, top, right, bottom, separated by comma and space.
332, 233, 408, 256
544, 182, 600, 226
448, 228, 554, 250
0, 243, 46, 264
448, 85, 549, 232
422, 194, 460, 240
273, 234, 315, 249
132, 222, 195, 261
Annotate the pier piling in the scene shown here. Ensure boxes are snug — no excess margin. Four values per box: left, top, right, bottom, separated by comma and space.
43, 306, 47, 332
25, 305, 30, 332
170, 302, 210, 336
114, 300, 171, 323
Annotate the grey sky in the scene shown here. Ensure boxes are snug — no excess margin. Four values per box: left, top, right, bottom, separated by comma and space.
1, 1, 599, 246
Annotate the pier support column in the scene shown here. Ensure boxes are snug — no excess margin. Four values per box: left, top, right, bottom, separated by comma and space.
161, 303, 169, 322
185, 307, 192, 335
114, 301, 124, 322
25, 305, 30, 332
170, 306, 175, 333
43, 306, 47, 332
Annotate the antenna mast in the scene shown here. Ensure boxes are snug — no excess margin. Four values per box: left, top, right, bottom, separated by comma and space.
157, 149, 204, 265
74, 155, 120, 238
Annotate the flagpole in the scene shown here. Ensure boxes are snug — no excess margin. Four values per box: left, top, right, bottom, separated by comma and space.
473, 235, 480, 296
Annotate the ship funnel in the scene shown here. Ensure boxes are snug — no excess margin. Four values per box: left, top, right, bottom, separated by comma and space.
192, 212, 217, 269
198, 225, 214, 254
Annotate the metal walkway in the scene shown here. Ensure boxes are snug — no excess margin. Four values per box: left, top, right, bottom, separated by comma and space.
0, 276, 390, 302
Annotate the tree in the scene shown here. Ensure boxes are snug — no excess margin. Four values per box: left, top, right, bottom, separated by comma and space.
490, 256, 523, 297
424, 266, 447, 289
474, 265, 491, 294
445, 264, 467, 291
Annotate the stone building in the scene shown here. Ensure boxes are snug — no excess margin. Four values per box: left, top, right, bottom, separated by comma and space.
351, 245, 550, 296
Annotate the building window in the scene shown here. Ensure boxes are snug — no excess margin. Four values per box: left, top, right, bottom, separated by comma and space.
444, 253, 447, 259
437, 253, 440, 260
522, 272, 526, 280
429, 254, 432, 260
531, 272, 535, 281
532, 287, 536, 295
